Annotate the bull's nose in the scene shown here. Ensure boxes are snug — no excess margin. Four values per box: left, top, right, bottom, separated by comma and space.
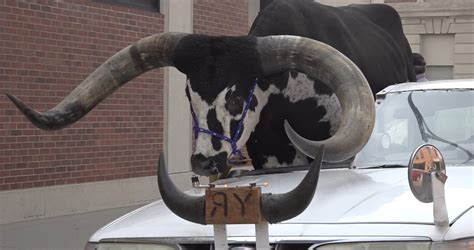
191, 154, 218, 176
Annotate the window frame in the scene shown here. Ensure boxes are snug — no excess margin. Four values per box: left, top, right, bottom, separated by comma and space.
97, 0, 160, 12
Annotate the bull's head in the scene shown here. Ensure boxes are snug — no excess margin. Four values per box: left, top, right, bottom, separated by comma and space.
176, 35, 264, 176
6, 33, 375, 176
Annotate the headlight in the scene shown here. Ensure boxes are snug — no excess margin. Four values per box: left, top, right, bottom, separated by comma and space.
84, 242, 179, 250
316, 241, 431, 250
84, 242, 98, 250
315, 239, 474, 250
432, 238, 474, 250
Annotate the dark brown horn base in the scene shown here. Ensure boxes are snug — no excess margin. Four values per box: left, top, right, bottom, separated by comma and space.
157, 151, 206, 225
260, 145, 324, 224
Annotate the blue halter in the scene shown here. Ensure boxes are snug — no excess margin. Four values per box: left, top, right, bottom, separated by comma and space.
190, 79, 258, 163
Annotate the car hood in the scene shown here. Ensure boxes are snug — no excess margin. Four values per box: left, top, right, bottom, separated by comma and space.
90, 166, 474, 242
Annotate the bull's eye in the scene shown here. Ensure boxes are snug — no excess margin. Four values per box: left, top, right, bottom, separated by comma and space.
225, 94, 244, 116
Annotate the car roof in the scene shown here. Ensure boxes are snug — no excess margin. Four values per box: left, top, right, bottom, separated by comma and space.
376, 79, 474, 98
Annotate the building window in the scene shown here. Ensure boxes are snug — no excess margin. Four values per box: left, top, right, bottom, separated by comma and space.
98, 0, 159, 11
421, 34, 455, 80
425, 66, 453, 80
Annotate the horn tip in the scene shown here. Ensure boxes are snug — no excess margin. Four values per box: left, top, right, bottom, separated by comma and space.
284, 119, 316, 159
5, 92, 20, 105
5, 93, 29, 115
5, 93, 57, 131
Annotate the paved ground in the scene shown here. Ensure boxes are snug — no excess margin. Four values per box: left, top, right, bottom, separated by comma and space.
0, 204, 143, 250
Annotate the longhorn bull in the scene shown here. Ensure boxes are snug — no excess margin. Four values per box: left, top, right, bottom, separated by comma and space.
6, 33, 375, 175
7, 0, 421, 179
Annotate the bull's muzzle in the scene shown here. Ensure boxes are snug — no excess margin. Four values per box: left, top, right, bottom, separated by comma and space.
190, 152, 228, 176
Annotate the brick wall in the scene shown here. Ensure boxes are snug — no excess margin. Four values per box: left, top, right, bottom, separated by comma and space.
0, 0, 165, 191
193, 0, 248, 35
0, 0, 250, 191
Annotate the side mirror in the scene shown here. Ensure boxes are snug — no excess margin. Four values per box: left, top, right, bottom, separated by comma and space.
408, 144, 449, 226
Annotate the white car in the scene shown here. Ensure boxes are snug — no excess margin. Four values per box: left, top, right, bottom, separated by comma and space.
86, 80, 474, 249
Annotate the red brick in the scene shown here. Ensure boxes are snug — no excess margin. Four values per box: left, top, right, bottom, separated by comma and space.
0, 0, 247, 191
21, 182, 34, 189
193, 0, 248, 36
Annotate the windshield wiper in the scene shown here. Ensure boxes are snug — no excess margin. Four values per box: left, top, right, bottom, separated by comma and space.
238, 165, 310, 177
408, 93, 474, 163
234, 160, 353, 177
362, 164, 407, 169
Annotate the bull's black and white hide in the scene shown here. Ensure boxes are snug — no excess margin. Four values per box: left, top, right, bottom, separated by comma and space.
6, 0, 415, 176
180, 0, 415, 174
176, 35, 341, 174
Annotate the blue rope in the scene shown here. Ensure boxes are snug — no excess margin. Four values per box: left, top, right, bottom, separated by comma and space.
190, 79, 258, 163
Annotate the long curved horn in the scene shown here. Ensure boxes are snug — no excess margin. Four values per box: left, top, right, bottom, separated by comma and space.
157, 151, 206, 225
6, 32, 189, 130
261, 145, 323, 223
257, 36, 375, 162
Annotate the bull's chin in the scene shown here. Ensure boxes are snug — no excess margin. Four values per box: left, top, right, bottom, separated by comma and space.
192, 164, 229, 177
192, 166, 218, 176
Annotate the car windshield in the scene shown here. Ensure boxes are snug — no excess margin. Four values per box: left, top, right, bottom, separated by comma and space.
353, 88, 474, 168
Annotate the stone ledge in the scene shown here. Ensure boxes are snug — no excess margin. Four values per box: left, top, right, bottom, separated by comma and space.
0, 172, 193, 225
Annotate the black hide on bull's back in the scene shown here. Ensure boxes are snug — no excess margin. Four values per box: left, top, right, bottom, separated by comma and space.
251, 0, 415, 89
245, 0, 415, 168
247, 72, 336, 168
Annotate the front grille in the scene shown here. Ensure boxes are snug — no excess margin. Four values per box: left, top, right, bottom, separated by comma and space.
178, 243, 315, 250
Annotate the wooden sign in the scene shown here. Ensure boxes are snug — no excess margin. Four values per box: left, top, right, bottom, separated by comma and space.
205, 187, 262, 224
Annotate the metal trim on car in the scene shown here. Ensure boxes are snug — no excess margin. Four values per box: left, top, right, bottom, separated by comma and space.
97, 236, 432, 245
309, 238, 431, 249
376, 80, 474, 98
